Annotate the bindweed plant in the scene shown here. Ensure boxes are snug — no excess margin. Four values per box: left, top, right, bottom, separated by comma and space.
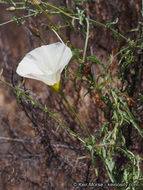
0, 0, 143, 189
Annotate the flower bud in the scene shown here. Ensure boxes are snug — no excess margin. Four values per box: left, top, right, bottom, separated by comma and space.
6, 7, 16, 11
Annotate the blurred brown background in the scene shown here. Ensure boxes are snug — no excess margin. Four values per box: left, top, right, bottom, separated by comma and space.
0, 0, 142, 189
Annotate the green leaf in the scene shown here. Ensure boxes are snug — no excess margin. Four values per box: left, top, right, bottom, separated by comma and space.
15, 90, 22, 102
130, 28, 139, 32
87, 56, 106, 69
76, 7, 85, 26
17, 79, 25, 88
130, 119, 143, 138
59, 6, 74, 14
72, 49, 83, 57
106, 18, 119, 28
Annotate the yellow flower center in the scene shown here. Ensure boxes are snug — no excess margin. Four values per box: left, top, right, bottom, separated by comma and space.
50, 80, 61, 93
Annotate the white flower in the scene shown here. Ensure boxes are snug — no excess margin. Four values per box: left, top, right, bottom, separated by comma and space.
16, 42, 72, 92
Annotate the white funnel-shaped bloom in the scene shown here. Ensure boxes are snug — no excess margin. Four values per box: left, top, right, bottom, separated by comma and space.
16, 42, 72, 92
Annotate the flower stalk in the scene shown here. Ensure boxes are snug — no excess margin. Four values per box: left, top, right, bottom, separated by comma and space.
60, 91, 91, 141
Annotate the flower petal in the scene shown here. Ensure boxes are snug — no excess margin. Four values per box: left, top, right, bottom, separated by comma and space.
56, 43, 73, 72
27, 72, 60, 85
16, 42, 72, 85
39, 42, 72, 73
16, 55, 44, 77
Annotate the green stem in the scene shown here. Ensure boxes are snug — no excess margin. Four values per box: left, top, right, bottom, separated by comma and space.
82, 18, 89, 62
0, 78, 88, 144
60, 91, 91, 141
89, 18, 130, 43
0, 0, 8, 3
39, 35, 47, 45
0, 0, 24, 5
0, 12, 39, 27
41, 1, 130, 44
32, 2, 67, 43
1, 0, 134, 45
0, 19, 13, 26
41, 1, 78, 20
